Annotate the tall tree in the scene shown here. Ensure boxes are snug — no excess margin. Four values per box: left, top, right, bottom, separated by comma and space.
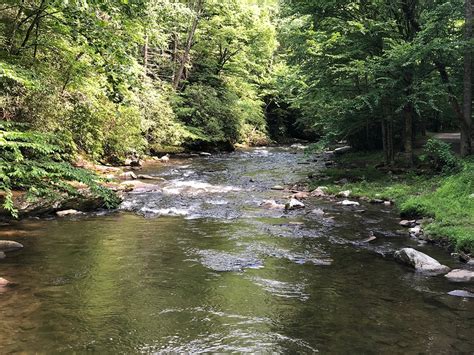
463, 0, 473, 156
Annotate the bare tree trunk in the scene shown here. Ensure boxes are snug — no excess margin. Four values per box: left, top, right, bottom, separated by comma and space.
173, 0, 203, 89
18, 0, 47, 53
462, 0, 473, 156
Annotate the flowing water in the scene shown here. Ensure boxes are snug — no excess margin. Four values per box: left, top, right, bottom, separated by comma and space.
0, 147, 473, 353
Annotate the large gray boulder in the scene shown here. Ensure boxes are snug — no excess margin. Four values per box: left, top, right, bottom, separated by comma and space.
0, 240, 24, 253
444, 269, 474, 283
394, 248, 450, 275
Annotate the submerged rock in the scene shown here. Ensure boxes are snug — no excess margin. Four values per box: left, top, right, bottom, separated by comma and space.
0, 240, 24, 252
337, 200, 360, 206
285, 198, 305, 210
310, 208, 325, 216
444, 269, 474, 283
0, 277, 11, 287
448, 290, 474, 298
0, 252, 5, 259
394, 248, 450, 275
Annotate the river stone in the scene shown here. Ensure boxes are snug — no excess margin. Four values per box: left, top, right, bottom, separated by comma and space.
285, 198, 305, 210
337, 190, 351, 198
394, 248, 450, 275
119, 171, 137, 180
310, 186, 327, 197
0, 277, 10, 287
292, 191, 309, 200
448, 290, 474, 298
444, 269, 474, 283
0, 240, 24, 252
200, 152, 212, 157
0, 252, 5, 259
334, 146, 351, 155
337, 199, 360, 206
56, 209, 82, 217
409, 225, 423, 237
399, 220, 416, 227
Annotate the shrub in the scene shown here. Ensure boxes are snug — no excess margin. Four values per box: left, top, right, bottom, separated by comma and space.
420, 138, 461, 173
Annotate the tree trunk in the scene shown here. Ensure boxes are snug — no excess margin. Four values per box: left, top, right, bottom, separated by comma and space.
462, 0, 473, 156
173, 0, 203, 89
8, 0, 25, 53
403, 103, 414, 164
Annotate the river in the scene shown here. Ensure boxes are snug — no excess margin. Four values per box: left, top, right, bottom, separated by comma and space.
0, 147, 473, 353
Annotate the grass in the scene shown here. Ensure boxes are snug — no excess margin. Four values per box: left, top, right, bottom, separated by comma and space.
310, 153, 474, 252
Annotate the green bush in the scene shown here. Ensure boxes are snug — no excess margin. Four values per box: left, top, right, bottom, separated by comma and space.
420, 138, 461, 174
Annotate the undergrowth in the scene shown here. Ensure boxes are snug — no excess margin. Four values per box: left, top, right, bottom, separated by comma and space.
0, 122, 120, 217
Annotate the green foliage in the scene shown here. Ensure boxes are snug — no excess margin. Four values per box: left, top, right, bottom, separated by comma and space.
420, 138, 461, 173
0, 122, 120, 217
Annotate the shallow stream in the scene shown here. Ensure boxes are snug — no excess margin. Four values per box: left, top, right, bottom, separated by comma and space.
1, 147, 473, 353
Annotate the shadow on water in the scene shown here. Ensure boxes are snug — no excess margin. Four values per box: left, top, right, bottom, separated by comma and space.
0, 147, 473, 353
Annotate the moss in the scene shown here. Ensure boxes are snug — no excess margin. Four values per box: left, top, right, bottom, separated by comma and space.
310, 153, 474, 252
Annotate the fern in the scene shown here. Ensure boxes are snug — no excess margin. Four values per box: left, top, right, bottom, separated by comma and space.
0, 122, 120, 217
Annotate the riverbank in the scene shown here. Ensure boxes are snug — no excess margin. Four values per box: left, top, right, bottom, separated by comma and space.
307, 151, 474, 253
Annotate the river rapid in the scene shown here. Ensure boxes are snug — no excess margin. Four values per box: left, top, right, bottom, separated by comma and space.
0, 147, 473, 353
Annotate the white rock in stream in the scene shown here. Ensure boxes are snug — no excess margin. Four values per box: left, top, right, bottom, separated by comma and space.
0, 240, 24, 252
337, 200, 360, 206
119, 171, 137, 180
337, 190, 351, 198
56, 209, 82, 217
394, 248, 450, 275
444, 269, 474, 283
261, 200, 285, 210
285, 198, 305, 210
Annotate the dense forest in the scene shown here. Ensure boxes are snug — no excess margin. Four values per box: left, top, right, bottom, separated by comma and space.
0, 0, 472, 215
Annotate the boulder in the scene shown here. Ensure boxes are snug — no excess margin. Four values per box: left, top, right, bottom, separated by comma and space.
409, 225, 422, 237
261, 200, 285, 210
334, 146, 351, 155
119, 171, 137, 180
444, 269, 474, 283
337, 200, 360, 206
292, 191, 309, 200
399, 220, 416, 228
160, 154, 170, 162
448, 290, 474, 298
394, 248, 450, 275
337, 190, 351, 198
285, 198, 305, 210
56, 209, 82, 217
0, 240, 24, 253
310, 186, 327, 197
